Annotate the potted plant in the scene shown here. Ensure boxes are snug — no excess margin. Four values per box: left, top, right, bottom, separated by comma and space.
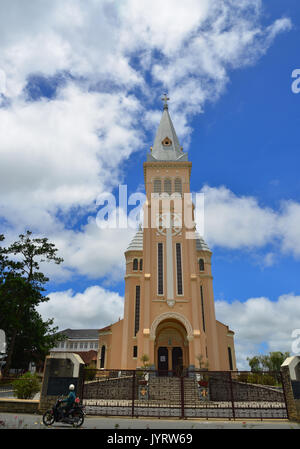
137, 354, 150, 385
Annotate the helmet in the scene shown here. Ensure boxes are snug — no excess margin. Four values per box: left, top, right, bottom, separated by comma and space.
69, 384, 75, 390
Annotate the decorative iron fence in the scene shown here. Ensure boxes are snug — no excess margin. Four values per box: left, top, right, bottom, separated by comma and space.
81, 369, 288, 420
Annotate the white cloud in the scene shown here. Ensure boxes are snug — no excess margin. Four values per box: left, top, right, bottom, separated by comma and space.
52, 213, 137, 281
0, 0, 293, 283
0, 84, 142, 227
200, 185, 278, 249
0, 0, 142, 97
194, 185, 300, 263
38, 285, 124, 330
215, 294, 300, 370
278, 201, 300, 258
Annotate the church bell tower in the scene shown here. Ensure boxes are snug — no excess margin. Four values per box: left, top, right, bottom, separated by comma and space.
99, 96, 236, 372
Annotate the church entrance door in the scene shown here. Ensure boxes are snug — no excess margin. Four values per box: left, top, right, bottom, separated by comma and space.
172, 347, 183, 376
157, 347, 168, 375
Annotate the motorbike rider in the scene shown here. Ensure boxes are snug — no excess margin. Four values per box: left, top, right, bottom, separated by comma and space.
60, 384, 76, 417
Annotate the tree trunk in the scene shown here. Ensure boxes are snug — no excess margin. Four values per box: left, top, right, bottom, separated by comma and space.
2, 329, 17, 376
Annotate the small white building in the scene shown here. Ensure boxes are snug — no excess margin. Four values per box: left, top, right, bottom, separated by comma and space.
51, 329, 99, 352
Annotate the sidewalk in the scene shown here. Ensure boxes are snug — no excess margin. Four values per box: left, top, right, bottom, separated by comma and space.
0, 412, 299, 429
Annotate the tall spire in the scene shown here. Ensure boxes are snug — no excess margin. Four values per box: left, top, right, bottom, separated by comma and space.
147, 95, 188, 162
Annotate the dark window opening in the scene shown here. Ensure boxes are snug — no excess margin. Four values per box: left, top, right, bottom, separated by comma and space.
134, 286, 140, 336
164, 178, 172, 195
176, 243, 183, 295
100, 345, 106, 369
228, 347, 233, 370
174, 178, 182, 195
133, 258, 138, 271
200, 285, 206, 332
158, 243, 164, 295
199, 258, 205, 271
154, 178, 162, 194
133, 346, 138, 358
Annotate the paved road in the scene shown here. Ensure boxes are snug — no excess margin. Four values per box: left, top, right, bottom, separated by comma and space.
0, 412, 299, 429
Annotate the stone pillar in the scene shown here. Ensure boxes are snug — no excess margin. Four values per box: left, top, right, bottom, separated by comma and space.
39, 352, 85, 414
281, 365, 298, 422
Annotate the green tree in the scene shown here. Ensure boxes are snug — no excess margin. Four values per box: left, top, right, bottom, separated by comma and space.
247, 351, 290, 373
268, 351, 290, 372
247, 355, 261, 372
0, 231, 64, 375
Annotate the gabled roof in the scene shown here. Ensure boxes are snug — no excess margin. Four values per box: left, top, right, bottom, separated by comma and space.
57, 329, 99, 339
147, 102, 188, 162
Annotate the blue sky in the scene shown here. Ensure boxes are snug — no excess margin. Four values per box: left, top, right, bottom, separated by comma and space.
0, 0, 300, 369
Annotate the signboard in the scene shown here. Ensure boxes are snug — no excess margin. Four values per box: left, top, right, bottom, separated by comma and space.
47, 377, 78, 396
292, 380, 300, 399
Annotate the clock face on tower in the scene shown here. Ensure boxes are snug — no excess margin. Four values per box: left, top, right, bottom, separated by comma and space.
156, 212, 182, 236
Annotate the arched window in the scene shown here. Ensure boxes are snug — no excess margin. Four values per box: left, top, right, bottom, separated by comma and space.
154, 178, 162, 194
164, 178, 172, 195
133, 258, 138, 271
100, 345, 106, 369
199, 258, 205, 272
174, 178, 182, 195
139, 259, 143, 271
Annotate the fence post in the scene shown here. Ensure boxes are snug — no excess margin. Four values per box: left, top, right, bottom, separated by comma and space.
281, 365, 298, 421
132, 370, 136, 418
229, 371, 235, 421
180, 374, 185, 419
80, 366, 85, 401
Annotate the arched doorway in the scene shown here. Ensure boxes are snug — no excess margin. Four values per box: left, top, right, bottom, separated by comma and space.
154, 319, 189, 376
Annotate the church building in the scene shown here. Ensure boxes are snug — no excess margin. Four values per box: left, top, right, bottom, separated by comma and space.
97, 97, 236, 372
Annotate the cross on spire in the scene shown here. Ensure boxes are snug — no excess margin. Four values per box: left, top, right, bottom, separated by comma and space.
161, 93, 169, 109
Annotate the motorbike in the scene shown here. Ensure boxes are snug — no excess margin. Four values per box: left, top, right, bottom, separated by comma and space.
42, 395, 85, 427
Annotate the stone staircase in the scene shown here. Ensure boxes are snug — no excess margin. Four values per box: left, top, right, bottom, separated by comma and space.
148, 376, 199, 404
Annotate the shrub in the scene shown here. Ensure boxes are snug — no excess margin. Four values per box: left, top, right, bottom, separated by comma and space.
84, 368, 96, 381
247, 372, 276, 386
261, 374, 276, 386
237, 373, 249, 383
12, 372, 40, 399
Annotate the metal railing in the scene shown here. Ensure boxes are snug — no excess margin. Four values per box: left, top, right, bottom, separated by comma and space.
81, 369, 288, 420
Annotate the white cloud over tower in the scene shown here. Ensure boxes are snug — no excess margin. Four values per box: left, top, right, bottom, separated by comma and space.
0, 0, 293, 278
0, 0, 297, 365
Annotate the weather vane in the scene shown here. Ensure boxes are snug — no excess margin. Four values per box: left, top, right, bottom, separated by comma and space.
162, 93, 169, 109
